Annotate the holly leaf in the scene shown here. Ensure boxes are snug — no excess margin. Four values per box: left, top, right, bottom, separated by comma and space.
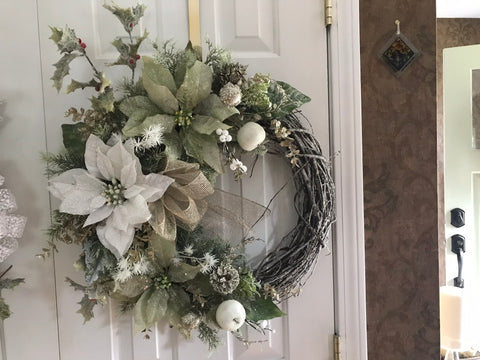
110, 31, 149, 67
112, 38, 130, 59
77, 293, 98, 323
194, 94, 239, 121
0, 278, 24, 291
133, 287, 169, 333
49, 26, 83, 54
245, 296, 285, 322
90, 89, 115, 112
49, 26, 63, 45
143, 56, 179, 114
168, 263, 201, 283
0, 297, 11, 320
66, 79, 97, 94
83, 237, 117, 285
103, 3, 146, 34
62, 122, 87, 155
176, 61, 213, 112
183, 129, 223, 173
191, 115, 231, 135
51, 53, 79, 92
65, 277, 92, 292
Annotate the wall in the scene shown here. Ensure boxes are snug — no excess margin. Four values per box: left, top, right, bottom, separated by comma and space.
360, 1, 440, 358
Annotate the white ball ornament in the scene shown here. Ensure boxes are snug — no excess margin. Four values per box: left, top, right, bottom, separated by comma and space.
215, 300, 246, 332
237, 122, 266, 151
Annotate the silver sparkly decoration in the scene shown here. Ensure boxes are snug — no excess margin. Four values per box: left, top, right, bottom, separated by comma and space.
219, 83, 242, 107
181, 312, 201, 332
0, 174, 26, 262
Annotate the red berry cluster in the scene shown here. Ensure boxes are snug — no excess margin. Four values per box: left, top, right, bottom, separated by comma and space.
78, 38, 86, 49
128, 54, 141, 65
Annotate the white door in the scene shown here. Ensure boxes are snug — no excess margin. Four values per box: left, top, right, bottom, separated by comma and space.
0, 1, 333, 359
443, 44, 480, 349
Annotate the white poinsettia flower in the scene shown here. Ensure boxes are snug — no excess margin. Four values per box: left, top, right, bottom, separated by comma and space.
48, 134, 175, 258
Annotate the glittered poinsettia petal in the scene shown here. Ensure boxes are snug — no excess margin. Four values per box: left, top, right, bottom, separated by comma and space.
90, 195, 106, 209
120, 159, 137, 189
111, 206, 130, 232
123, 184, 144, 199
72, 173, 104, 194
95, 148, 116, 180
141, 174, 174, 202
84, 134, 110, 179
83, 205, 113, 227
123, 194, 151, 225
106, 141, 136, 181
49, 168, 91, 200
97, 219, 135, 258
59, 190, 99, 215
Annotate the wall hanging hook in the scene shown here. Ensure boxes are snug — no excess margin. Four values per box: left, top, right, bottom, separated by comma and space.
395, 19, 401, 35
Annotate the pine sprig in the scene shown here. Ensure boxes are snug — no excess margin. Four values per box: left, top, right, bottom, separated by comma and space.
204, 39, 232, 70
198, 322, 221, 351
176, 227, 232, 264
42, 151, 85, 177
136, 146, 167, 174
118, 78, 147, 98
153, 40, 183, 75
48, 210, 94, 245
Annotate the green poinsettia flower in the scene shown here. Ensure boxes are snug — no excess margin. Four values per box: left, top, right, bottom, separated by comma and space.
119, 54, 239, 174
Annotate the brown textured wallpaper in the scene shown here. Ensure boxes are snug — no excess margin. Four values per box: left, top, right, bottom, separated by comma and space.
360, 1, 440, 359
436, 18, 480, 286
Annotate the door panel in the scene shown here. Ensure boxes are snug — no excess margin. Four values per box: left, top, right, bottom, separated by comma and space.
0, 0, 333, 359
444, 45, 480, 349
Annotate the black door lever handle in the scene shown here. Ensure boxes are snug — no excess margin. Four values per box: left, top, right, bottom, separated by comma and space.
452, 234, 465, 288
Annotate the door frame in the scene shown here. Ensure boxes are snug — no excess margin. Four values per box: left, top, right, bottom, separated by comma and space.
329, 0, 368, 359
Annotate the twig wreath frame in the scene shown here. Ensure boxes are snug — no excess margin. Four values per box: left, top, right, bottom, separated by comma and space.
41, 3, 335, 350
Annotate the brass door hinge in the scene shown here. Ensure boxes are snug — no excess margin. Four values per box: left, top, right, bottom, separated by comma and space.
325, 0, 333, 27
334, 334, 341, 360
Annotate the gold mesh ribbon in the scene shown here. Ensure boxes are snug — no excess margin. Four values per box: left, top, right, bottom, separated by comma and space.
149, 159, 214, 241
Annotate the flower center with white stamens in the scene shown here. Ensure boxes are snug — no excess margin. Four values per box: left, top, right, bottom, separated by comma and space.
102, 178, 126, 206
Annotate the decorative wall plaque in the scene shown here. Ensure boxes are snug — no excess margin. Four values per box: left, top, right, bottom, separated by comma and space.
379, 20, 420, 76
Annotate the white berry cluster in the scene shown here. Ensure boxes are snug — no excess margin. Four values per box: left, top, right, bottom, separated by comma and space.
230, 159, 247, 173
216, 128, 232, 143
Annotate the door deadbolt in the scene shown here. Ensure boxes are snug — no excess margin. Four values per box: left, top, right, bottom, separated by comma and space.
451, 208, 465, 228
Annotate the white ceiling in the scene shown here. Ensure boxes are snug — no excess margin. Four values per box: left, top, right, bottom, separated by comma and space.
437, 0, 480, 18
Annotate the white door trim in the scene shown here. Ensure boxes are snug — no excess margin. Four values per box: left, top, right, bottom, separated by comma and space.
329, 0, 368, 359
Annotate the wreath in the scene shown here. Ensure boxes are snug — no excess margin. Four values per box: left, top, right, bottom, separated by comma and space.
42, 3, 335, 350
